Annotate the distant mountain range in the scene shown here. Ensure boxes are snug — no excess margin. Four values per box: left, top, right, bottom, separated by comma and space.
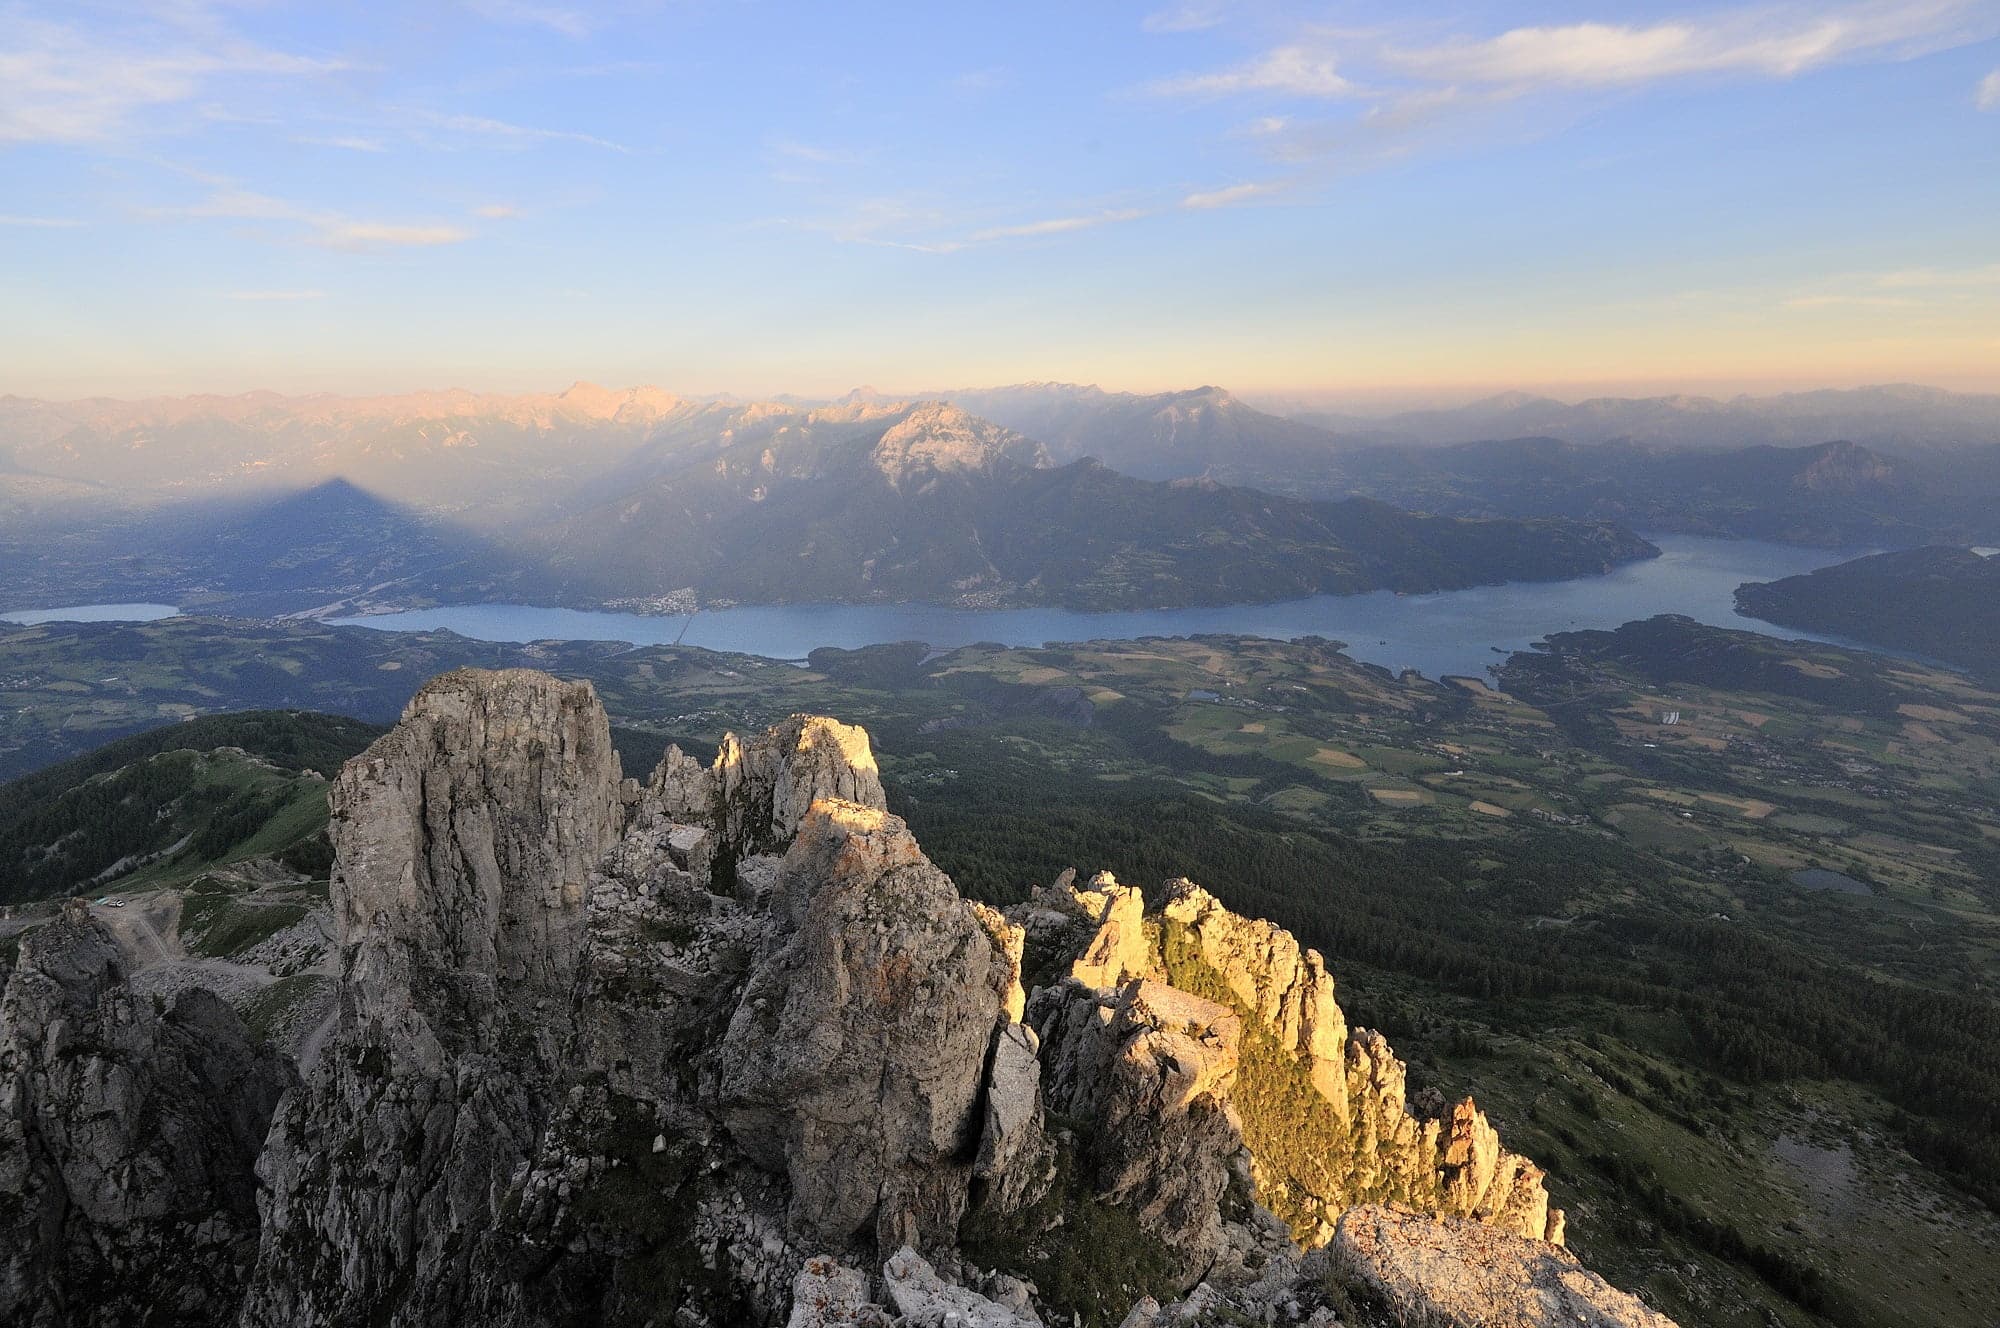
1291, 436, 2000, 548
1287, 383, 2000, 453
922, 383, 2000, 545
10, 378, 1998, 614
940, 383, 1339, 481
0, 390, 1655, 614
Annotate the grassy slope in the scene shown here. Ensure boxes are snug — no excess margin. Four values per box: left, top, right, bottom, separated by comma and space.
0, 710, 379, 903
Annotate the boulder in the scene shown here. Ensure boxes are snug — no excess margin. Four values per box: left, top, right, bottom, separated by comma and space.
1333, 1205, 1678, 1328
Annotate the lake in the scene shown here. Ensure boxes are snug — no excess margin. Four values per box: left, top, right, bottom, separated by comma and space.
326, 535, 1874, 679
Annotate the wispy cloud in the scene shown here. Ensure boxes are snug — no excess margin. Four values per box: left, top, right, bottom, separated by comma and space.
1180, 182, 1278, 209
0, 13, 346, 144
297, 134, 387, 153
219, 289, 328, 302
1773, 262, 2000, 310
1979, 68, 2000, 110
0, 213, 84, 228
474, 203, 522, 220
1384, 2, 1992, 90
1153, 45, 1361, 98
1870, 262, 2000, 288
465, 1, 593, 39
785, 195, 1161, 255
1156, 1, 1999, 186
951, 67, 1011, 93
416, 111, 629, 152
1157, 2, 1992, 110
155, 179, 474, 251
314, 222, 469, 250
1143, 4, 1226, 35
1783, 294, 1923, 309
969, 208, 1150, 242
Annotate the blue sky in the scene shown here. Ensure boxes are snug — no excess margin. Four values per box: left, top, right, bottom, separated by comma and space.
3, 0, 1998, 402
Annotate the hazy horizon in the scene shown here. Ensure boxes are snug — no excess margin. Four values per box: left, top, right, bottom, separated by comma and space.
8, 375, 2000, 418
5, 1, 1998, 400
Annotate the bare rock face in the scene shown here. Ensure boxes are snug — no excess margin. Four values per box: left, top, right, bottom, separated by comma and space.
1333, 1205, 1677, 1328
1159, 880, 1347, 1117
973, 1021, 1048, 1213
243, 678, 1033, 1327
0, 902, 295, 1327
717, 799, 1017, 1255
784, 1256, 885, 1328
664, 715, 887, 866
208, 668, 1611, 1328
1031, 976, 1245, 1265
1064, 871, 1149, 990
881, 1245, 1043, 1327
1439, 1097, 1557, 1242
243, 669, 626, 1328
1027, 870, 1562, 1258
330, 666, 625, 1042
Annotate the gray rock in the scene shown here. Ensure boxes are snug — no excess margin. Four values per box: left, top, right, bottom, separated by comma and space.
718, 799, 1016, 1255
973, 1022, 1050, 1214
0, 901, 294, 1327
242, 669, 626, 1328
1030, 977, 1244, 1267
785, 1256, 886, 1327
882, 1246, 1043, 1328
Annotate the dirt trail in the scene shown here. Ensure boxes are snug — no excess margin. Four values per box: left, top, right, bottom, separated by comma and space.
95, 897, 176, 969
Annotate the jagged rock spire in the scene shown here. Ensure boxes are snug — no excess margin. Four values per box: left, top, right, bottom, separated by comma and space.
0, 667, 1657, 1328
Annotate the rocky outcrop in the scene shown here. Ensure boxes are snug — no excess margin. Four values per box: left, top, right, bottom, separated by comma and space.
0, 902, 295, 1327
2, 666, 1654, 1328
881, 1245, 1042, 1327
240, 675, 1046, 1326
1064, 871, 1149, 990
717, 799, 1017, 1255
1439, 1097, 1557, 1241
1159, 880, 1347, 1116
242, 669, 626, 1328
655, 714, 886, 865
1333, 1204, 1675, 1327
784, 1256, 884, 1328
1024, 868, 1564, 1254
1032, 976, 1247, 1265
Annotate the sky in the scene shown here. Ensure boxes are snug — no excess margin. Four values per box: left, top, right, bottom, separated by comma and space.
2, 0, 1998, 403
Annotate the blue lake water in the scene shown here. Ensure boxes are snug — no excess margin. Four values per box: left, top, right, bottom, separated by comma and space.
328, 535, 1874, 680
0, 602, 182, 625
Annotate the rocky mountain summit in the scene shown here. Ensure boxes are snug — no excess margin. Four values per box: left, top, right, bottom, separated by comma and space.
0, 669, 1677, 1327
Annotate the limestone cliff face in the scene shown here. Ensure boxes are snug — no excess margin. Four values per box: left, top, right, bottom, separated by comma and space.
654, 713, 887, 866
243, 672, 1031, 1326
1018, 869, 1561, 1256
1159, 881, 1348, 1114
0, 667, 1662, 1328
716, 799, 1015, 1255
0, 902, 295, 1327
242, 669, 627, 1328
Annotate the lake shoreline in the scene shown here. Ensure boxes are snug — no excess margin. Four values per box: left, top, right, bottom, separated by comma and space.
319, 535, 1881, 681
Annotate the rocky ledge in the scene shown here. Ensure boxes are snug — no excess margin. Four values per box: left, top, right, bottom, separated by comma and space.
0, 668, 1675, 1328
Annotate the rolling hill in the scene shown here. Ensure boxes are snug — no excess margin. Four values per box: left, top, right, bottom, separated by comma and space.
1735, 546, 2000, 675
